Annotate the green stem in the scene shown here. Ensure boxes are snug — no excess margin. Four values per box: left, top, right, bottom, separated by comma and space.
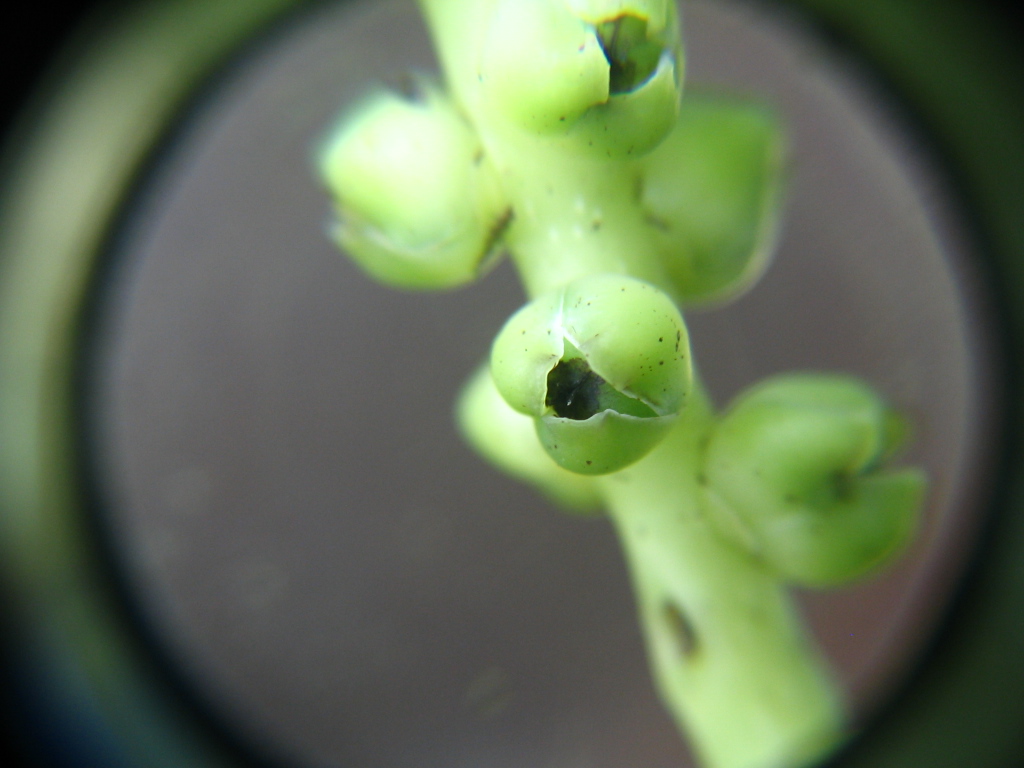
599, 383, 843, 768
416, 2, 846, 766
493, 142, 670, 298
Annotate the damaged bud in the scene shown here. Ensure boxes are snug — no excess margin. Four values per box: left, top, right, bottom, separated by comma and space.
491, 273, 691, 474
479, 0, 682, 157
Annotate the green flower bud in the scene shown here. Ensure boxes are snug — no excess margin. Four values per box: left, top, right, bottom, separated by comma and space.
456, 364, 602, 511
568, 41, 681, 158
480, 0, 610, 134
570, 2, 683, 158
480, 0, 682, 156
639, 93, 785, 304
701, 374, 926, 587
491, 274, 691, 474
319, 80, 509, 289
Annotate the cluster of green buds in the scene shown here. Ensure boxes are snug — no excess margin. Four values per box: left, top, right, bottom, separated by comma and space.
319, 0, 790, 471
316, 1, 927, 766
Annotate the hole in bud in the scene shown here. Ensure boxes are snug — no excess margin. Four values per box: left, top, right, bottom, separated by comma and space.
546, 358, 604, 420
545, 345, 658, 420
596, 15, 665, 95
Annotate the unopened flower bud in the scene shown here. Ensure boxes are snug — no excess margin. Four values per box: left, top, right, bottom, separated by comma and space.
491, 274, 691, 474
319, 81, 508, 289
640, 94, 785, 304
480, 0, 682, 157
701, 374, 925, 587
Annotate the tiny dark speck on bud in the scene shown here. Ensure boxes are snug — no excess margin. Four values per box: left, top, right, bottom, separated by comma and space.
586, 460, 593, 465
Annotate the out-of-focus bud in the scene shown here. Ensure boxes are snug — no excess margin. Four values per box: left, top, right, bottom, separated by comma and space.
491, 274, 691, 474
456, 364, 602, 510
701, 374, 926, 587
640, 93, 785, 304
319, 81, 509, 289
480, 0, 682, 157
480, 0, 610, 134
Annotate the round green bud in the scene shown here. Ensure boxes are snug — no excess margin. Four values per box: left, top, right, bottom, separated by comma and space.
701, 374, 925, 587
479, 0, 682, 156
565, 0, 684, 157
639, 93, 785, 304
318, 81, 509, 289
456, 364, 602, 511
491, 274, 691, 474
568, 48, 680, 158
480, 0, 610, 134
567, 6, 683, 158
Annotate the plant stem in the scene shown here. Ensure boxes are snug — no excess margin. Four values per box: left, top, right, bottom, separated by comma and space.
599, 382, 843, 768
416, 2, 846, 766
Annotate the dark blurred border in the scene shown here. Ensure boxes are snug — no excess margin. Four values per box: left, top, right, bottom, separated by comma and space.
0, 2, 96, 139
2, 12, 98, 768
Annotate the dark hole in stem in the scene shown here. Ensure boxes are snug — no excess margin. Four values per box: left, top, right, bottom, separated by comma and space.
663, 600, 698, 658
478, 206, 514, 269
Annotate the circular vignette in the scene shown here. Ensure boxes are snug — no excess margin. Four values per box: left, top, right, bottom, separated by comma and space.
0, 1, 1021, 767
